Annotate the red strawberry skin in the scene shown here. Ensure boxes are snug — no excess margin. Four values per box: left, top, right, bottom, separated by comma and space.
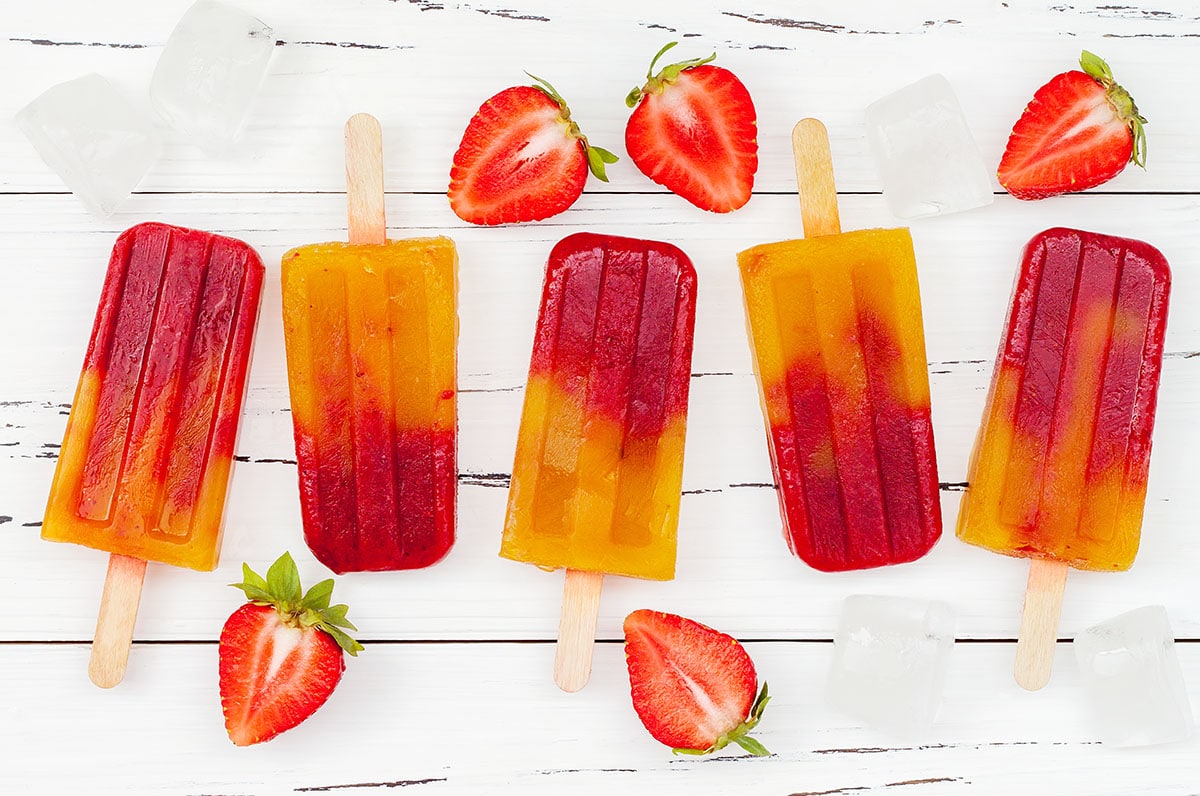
998, 53, 1146, 201
219, 604, 345, 747
449, 85, 588, 225
624, 610, 762, 753
626, 64, 758, 213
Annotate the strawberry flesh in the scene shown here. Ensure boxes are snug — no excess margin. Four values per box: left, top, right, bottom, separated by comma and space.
449, 80, 613, 226
220, 604, 345, 746
218, 553, 361, 746
624, 609, 767, 754
998, 52, 1145, 200
626, 60, 757, 213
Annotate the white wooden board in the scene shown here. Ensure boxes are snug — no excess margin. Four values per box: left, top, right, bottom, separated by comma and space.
1, 1, 1198, 792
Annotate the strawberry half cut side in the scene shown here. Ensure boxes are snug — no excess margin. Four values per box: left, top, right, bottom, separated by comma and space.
998, 50, 1147, 200
624, 42, 758, 213
219, 552, 362, 746
624, 609, 771, 756
448, 74, 617, 225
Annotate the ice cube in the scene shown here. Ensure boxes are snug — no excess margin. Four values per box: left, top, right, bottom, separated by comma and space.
1073, 605, 1193, 747
827, 595, 955, 735
864, 74, 994, 219
16, 74, 161, 217
150, 0, 275, 155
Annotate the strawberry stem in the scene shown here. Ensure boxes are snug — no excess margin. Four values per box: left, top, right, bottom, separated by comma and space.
525, 71, 617, 182
625, 41, 717, 108
670, 682, 772, 757
1079, 50, 1148, 168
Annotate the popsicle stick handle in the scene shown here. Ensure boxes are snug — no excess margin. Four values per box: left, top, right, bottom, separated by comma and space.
88, 553, 148, 688
1014, 558, 1068, 691
792, 118, 842, 238
554, 569, 604, 693
345, 112, 386, 244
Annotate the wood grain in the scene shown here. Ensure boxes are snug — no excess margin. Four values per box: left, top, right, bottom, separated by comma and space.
345, 112, 386, 243
554, 570, 604, 692
793, 118, 842, 237
1014, 559, 1069, 691
87, 553, 147, 688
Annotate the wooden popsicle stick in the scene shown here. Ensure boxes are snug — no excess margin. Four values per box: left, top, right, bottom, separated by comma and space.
553, 569, 604, 692
88, 553, 148, 688
345, 113, 386, 244
1014, 558, 1069, 691
792, 118, 842, 238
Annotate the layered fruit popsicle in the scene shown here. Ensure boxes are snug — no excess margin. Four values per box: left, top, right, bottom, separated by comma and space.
282, 239, 457, 573
501, 232, 697, 581
44, 222, 264, 571
957, 227, 1170, 690
738, 119, 941, 572
958, 227, 1170, 568
281, 113, 457, 574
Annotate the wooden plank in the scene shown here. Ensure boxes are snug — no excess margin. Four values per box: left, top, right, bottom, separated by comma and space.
1, 641, 1197, 793
0, 1, 1197, 193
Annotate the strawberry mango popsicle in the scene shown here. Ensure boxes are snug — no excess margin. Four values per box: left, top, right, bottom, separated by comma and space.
957, 227, 1170, 689
281, 114, 457, 574
43, 221, 264, 685
502, 231, 697, 690
738, 119, 941, 572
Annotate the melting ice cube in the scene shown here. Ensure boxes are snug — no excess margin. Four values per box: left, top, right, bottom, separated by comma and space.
1073, 605, 1193, 747
150, 0, 275, 155
864, 74, 994, 219
827, 594, 955, 735
16, 74, 161, 217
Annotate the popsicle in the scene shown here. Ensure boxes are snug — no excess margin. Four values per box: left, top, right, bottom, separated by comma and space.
43, 221, 264, 687
957, 227, 1170, 690
281, 114, 457, 574
501, 231, 697, 691
737, 118, 941, 571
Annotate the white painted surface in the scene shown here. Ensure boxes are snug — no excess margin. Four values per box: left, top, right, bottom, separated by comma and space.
1, 1, 1198, 792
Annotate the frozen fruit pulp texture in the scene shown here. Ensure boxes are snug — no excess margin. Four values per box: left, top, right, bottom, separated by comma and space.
957, 227, 1170, 570
43, 222, 264, 571
281, 237, 457, 574
738, 228, 941, 571
501, 232, 697, 580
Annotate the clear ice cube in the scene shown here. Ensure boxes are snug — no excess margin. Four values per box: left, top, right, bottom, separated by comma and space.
864, 74, 994, 219
1073, 605, 1193, 747
150, 0, 275, 155
827, 595, 955, 735
16, 74, 161, 217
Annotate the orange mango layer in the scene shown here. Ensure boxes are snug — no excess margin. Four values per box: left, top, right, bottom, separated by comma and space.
739, 228, 941, 571
281, 237, 457, 574
957, 228, 1171, 571
43, 223, 264, 571
501, 232, 697, 581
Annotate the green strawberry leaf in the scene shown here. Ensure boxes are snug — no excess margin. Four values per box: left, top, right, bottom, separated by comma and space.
266, 552, 303, 603
750, 682, 770, 721
303, 578, 335, 610
586, 145, 618, 182
230, 582, 275, 604
324, 625, 365, 657
1079, 50, 1114, 84
240, 562, 268, 592
734, 735, 771, 757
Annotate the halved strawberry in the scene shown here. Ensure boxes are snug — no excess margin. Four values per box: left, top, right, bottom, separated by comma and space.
998, 50, 1147, 200
624, 609, 770, 756
448, 75, 617, 225
218, 552, 362, 746
624, 42, 758, 213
